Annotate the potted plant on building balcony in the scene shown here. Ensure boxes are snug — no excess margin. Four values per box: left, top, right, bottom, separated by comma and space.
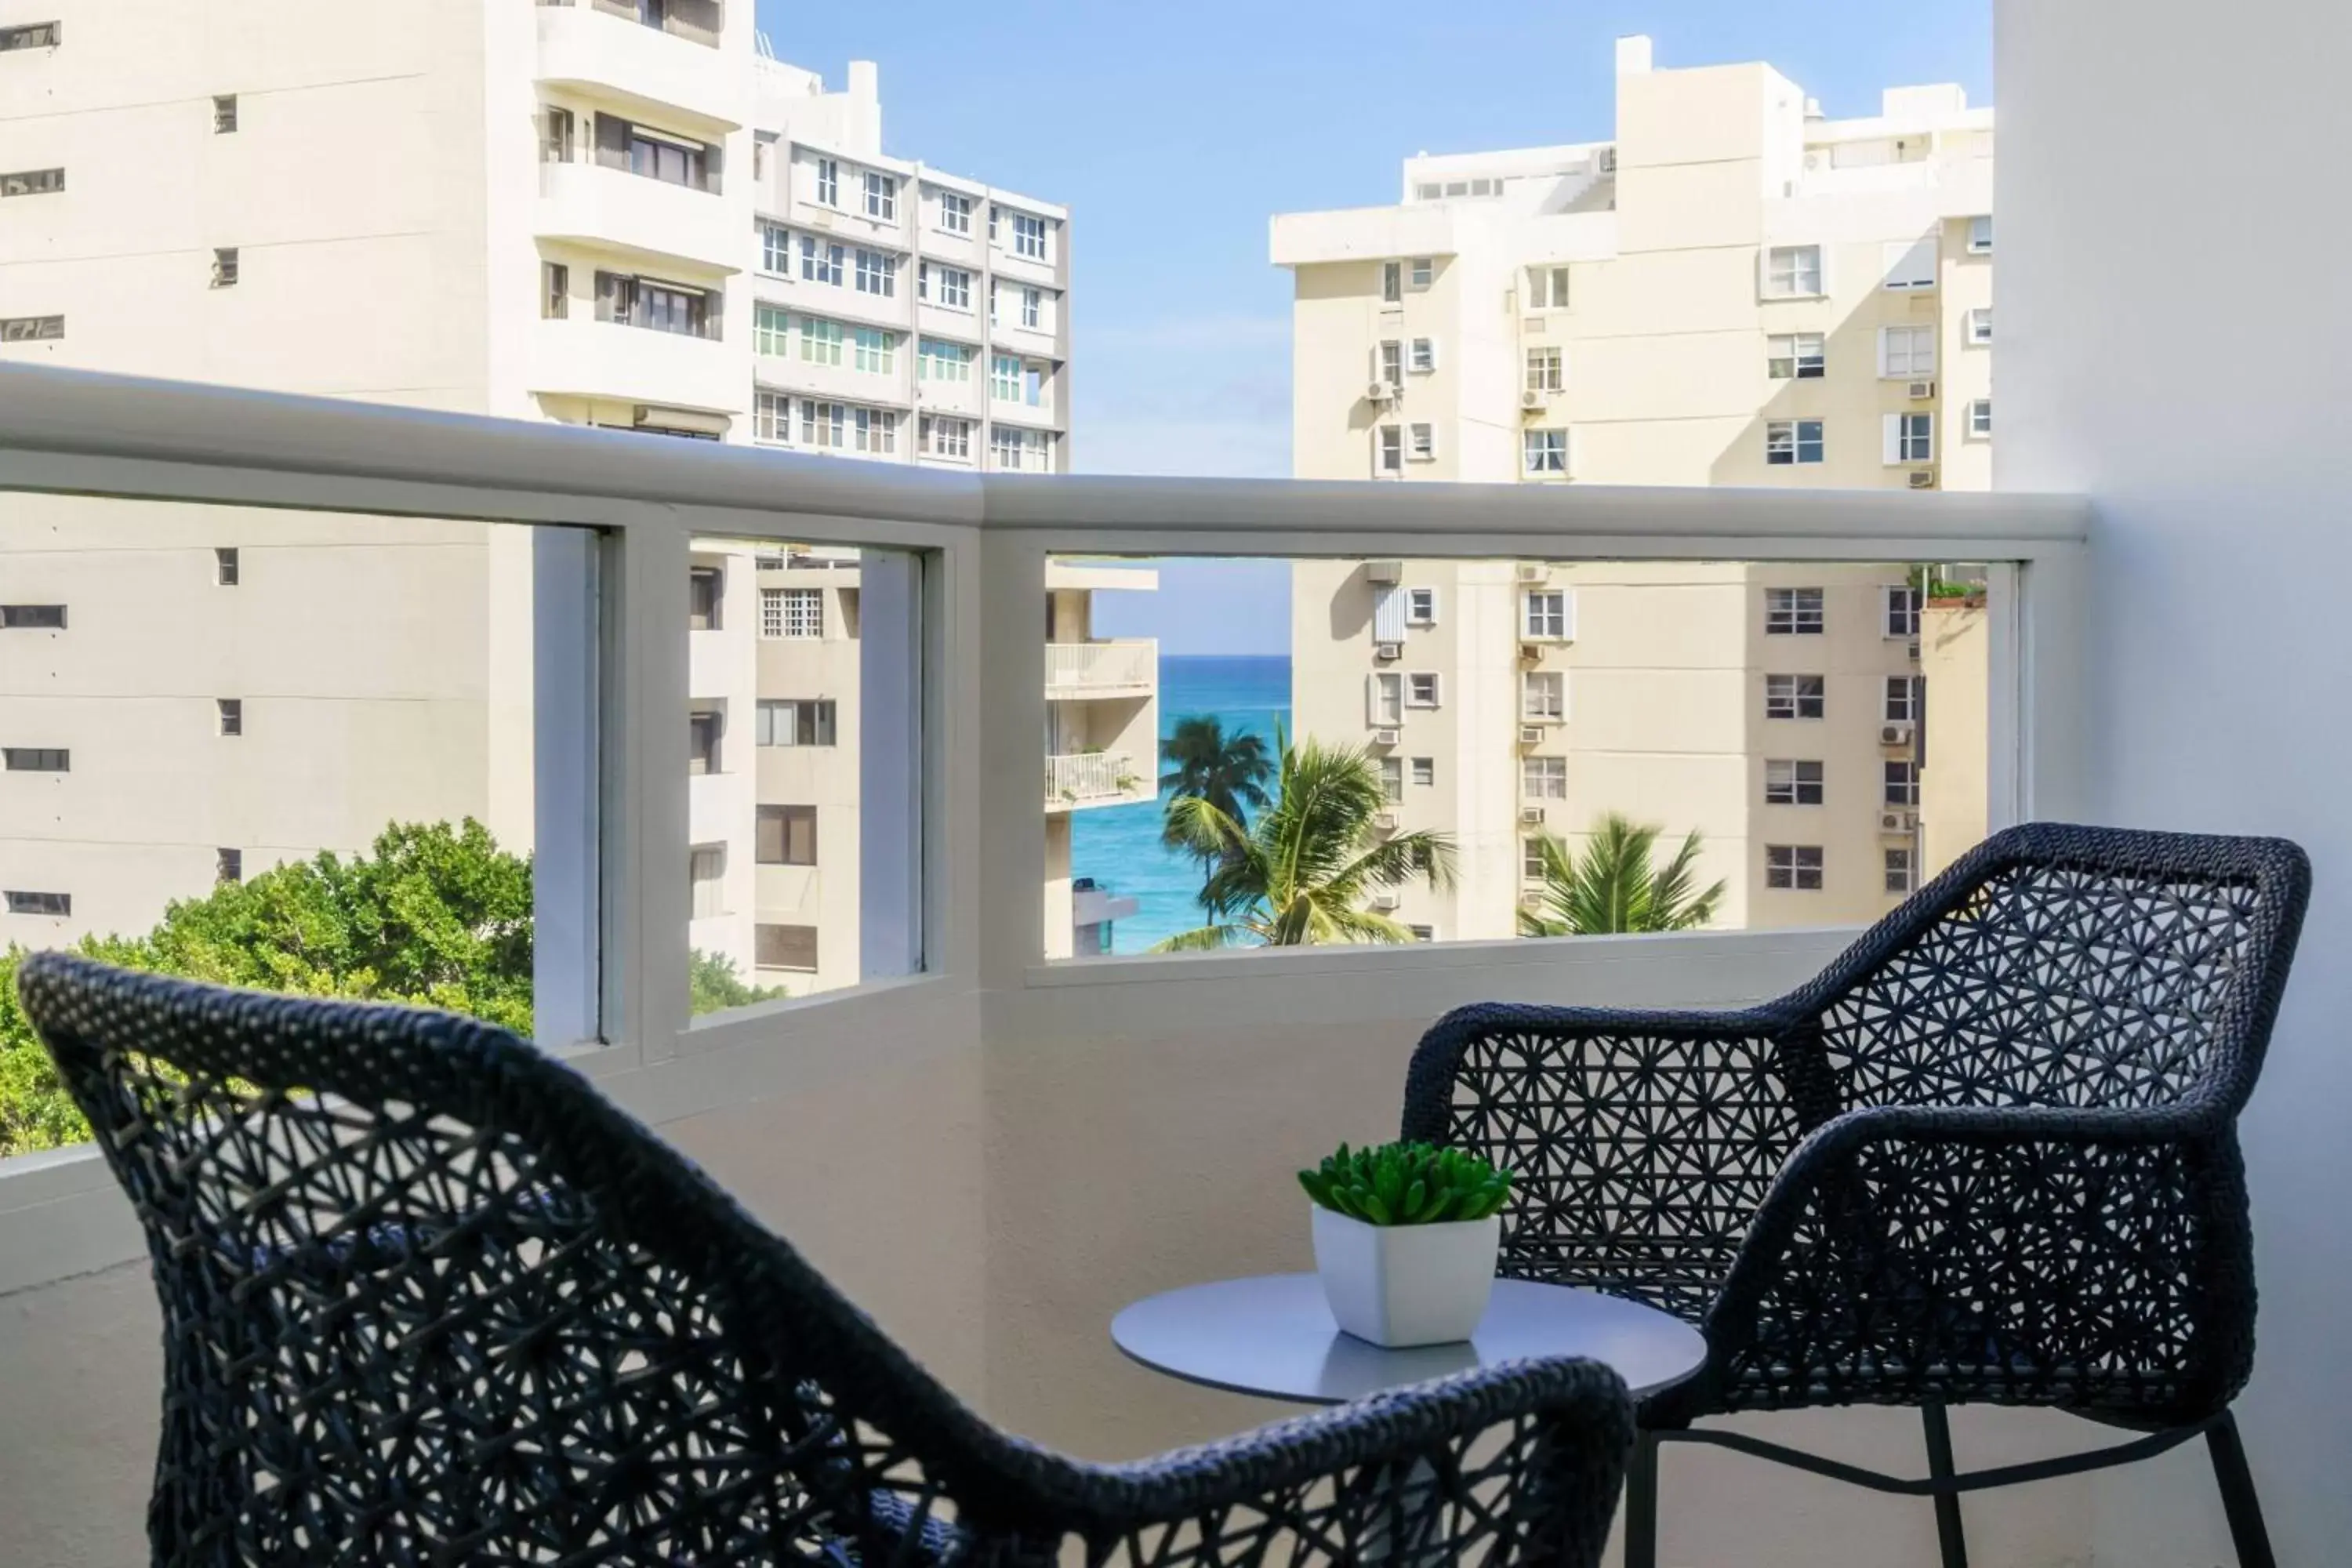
1298, 1140, 1513, 1348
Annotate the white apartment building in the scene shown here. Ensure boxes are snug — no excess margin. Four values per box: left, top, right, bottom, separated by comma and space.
0, 2, 1098, 989
1274, 37, 1991, 936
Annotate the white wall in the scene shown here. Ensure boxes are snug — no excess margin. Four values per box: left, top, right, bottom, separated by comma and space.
1998, 2, 2352, 1562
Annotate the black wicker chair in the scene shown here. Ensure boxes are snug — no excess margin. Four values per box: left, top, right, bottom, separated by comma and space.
20, 953, 1635, 1568
1403, 823, 2308, 1568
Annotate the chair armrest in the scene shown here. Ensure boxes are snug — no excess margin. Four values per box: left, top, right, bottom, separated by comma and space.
1702, 1102, 2247, 1416
1403, 1002, 1812, 1319
1000, 1358, 1633, 1566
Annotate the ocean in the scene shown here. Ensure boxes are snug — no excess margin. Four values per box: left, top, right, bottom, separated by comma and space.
1069, 654, 1291, 953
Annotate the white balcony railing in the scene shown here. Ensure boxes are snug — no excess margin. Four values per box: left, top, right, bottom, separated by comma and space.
1045, 638, 1156, 698
1045, 750, 1142, 809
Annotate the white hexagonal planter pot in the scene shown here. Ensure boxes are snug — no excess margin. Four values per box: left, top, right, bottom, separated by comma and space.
1311, 1204, 1501, 1348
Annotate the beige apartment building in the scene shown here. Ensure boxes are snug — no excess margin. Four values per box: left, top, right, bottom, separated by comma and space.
1274, 36, 1992, 935
0, 2, 1112, 990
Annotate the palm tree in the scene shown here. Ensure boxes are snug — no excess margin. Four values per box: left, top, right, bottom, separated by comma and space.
1519, 813, 1727, 936
1158, 715, 1276, 906
1153, 732, 1457, 950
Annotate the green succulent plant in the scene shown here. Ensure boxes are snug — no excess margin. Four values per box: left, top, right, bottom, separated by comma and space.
1298, 1140, 1513, 1226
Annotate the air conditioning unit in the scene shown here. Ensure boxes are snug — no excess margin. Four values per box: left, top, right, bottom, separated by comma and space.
1519, 805, 1547, 826
1519, 641, 1548, 662
1907, 379, 1936, 400
1370, 727, 1401, 747
1520, 389, 1545, 411
1880, 722, 1915, 747
1879, 810, 1918, 835
1907, 470, 1936, 490
1365, 559, 1404, 584
1370, 891, 1402, 913
1518, 726, 1545, 746
1907, 638, 1923, 660
1374, 811, 1401, 833
1367, 380, 1398, 404
1374, 641, 1403, 661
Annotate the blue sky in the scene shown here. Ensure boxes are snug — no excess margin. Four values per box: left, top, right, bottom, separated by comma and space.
757, 0, 1991, 652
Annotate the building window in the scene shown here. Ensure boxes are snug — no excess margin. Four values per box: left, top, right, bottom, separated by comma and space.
1889, 412, 1936, 464
1523, 838, 1548, 880
853, 325, 896, 374
1885, 847, 1917, 894
921, 414, 972, 459
764, 586, 823, 638
1766, 587, 1825, 635
1409, 337, 1435, 373
1885, 585, 1922, 638
2, 748, 67, 771
1886, 677, 1918, 722
990, 426, 1051, 471
216, 698, 242, 736
863, 170, 896, 220
1880, 324, 1936, 378
0, 604, 65, 629
1523, 756, 1567, 799
4, 891, 70, 916
853, 248, 896, 296
756, 923, 819, 972
0, 167, 64, 197
1969, 398, 1993, 437
1766, 419, 1824, 465
1526, 347, 1563, 393
1407, 423, 1435, 461
210, 249, 239, 288
619, 122, 710, 191
1765, 759, 1826, 806
757, 699, 837, 746
216, 848, 243, 885
213, 547, 240, 586
760, 220, 789, 274
593, 272, 715, 338
985, 353, 1021, 402
688, 844, 725, 919
1523, 429, 1569, 475
1406, 586, 1437, 625
1766, 845, 1824, 891
1378, 756, 1403, 802
852, 406, 895, 454
0, 310, 62, 343
799, 315, 843, 365
938, 191, 972, 234
1526, 265, 1571, 310
1883, 237, 1938, 290
1885, 760, 1920, 808
1408, 257, 1432, 289
1381, 261, 1401, 303
688, 566, 723, 630
1014, 285, 1039, 329
1522, 670, 1565, 720
917, 337, 972, 382
0, 22, 61, 49
1523, 589, 1570, 640
1377, 339, 1403, 388
757, 804, 818, 866
755, 390, 789, 443
753, 302, 789, 356
1765, 245, 1822, 297
1766, 673, 1824, 719
1011, 212, 1048, 259
1967, 215, 1993, 254
800, 236, 844, 285
1410, 757, 1435, 787
1406, 672, 1441, 708
1377, 425, 1402, 474
1967, 307, 1993, 346
753, 133, 774, 181
1767, 332, 1825, 379
688, 710, 723, 775
798, 400, 844, 447
1368, 672, 1402, 726
815, 157, 839, 206
543, 261, 570, 319
1406, 924, 1436, 942
213, 95, 238, 134
926, 263, 973, 310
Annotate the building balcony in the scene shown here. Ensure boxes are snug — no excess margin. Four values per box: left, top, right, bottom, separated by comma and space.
1046, 638, 1156, 699
538, 161, 742, 277
528, 314, 740, 416
1046, 750, 1146, 811
535, 1, 746, 133
1071, 877, 1139, 931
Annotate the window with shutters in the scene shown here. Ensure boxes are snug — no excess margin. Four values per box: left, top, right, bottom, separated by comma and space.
1966, 215, 1993, 254
1883, 237, 1938, 290
1967, 308, 1993, 345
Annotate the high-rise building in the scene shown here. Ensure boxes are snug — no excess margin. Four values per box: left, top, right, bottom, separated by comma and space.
1272, 36, 1992, 936
0, 2, 1116, 985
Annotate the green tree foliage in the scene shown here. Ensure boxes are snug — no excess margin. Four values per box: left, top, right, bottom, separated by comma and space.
1153, 731, 1456, 950
1157, 716, 1276, 908
689, 948, 788, 1014
1517, 813, 1727, 937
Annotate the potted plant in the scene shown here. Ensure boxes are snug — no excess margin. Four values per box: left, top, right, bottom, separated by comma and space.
1298, 1140, 1514, 1348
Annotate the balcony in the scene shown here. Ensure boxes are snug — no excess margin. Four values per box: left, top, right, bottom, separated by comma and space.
1072, 877, 1140, 928
1046, 637, 1156, 699
535, 1, 746, 132
538, 160, 742, 276
528, 313, 739, 416
1045, 750, 1145, 811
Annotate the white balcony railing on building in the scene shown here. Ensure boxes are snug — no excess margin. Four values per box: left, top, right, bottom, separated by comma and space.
1045, 751, 1141, 808
1045, 639, 1156, 698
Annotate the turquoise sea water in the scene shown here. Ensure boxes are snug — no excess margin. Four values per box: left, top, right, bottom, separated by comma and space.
1070, 654, 1291, 953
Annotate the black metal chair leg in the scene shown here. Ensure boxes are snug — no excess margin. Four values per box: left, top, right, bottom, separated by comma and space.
1623, 1430, 1658, 1568
1922, 1401, 1968, 1568
2205, 1411, 2277, 1568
